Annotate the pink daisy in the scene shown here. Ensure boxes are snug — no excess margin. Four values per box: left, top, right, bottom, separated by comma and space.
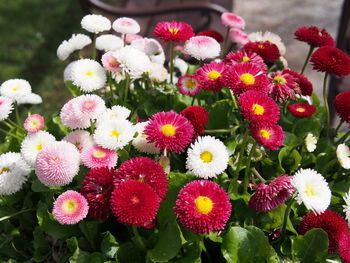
174, 180, 232, 234
101, 52, 122, 72
268, 70, 300, 103
35, 141, 80, 187
60, 99, 90, 129
229, 28, 249, 46
184, 36, 221, 60
125, 33, 143, 44
249, 175, 294, 212
72, 94, 106, 121
177, 75, 202, 96
220, 12, 245, 29
223, 50, 267, 73
63, 130, 94, 153
81, 144, 118, 169
154, 21, 194, 42
23, 114, 45, 134
287, 103, 316, 118
144, 111, 194, 153
249, 123, 285, 150
339, 233, 350, 263
52, 190, 89, 225
195, 62, 226, 92
112, 17, 140, 34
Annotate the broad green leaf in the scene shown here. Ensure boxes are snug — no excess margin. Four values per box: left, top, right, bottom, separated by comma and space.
170, 242, 201, 263
283, 132, 301, 148
206, 99, 234, 129
259, 205, 297, 234
116, 242, 144, 263
66, 237, 106, 263
78, 221, 100, 250
100, 231, 119, 259
65, 80, 81, 97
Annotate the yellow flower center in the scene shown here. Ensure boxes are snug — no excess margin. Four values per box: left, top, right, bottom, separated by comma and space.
252, 104, 265, 115
62, 199, 78, 214
110, 130, 120, 139
185, 78, 196, 90
86, 71, 93, 76
273, 75, 287, 84
131, 195, 140, 205
93, 150, 106, 158
161, 124, 176, 136
12, 87, 18, 91
0, 167, 10, 175
169, 28, 179, 35
240, 73, 255, 85
259, 129, 271, 139
296, 107, 306, 113
200, 151, 213, 163
207, 70, 221, 80
31, 120, 38, 127
36, 144, 43, 151
304, 184, 316, 197
195, 196, 213, 215
258, 44, 265, 49
242, 56, 250, 62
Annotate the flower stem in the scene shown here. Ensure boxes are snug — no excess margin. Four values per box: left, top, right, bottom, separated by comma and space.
123, 34, 127, 47
169, 42, 175, 84
124, 73, 130, 105
204, 128, 233, 134
337, 130, 350, 145
0, 127, 23, 140
92, 34, 97, 60
15, 103, 21, 127
191, 95, 196, 106
322, 73, 330, 136
251, 167, 266, 183
221, 27, 230, 59
229, 89, 238, 109
0, 208, 35, 222
280, 197, 295, 243
243, 142, 256, 194
300, 46, 314, 74
132, 226, 146, 251
335, 120, 344, 135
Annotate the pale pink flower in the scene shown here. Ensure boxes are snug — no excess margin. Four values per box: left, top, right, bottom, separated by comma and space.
101, 52, 122, 72
81, 144, 118, 169
221, 12, 245, 29
112, 17, 140, 34
63, 130, 94, 153
184, 36, 221, 60
23, 114, 44, 134
229, 28, 249, 46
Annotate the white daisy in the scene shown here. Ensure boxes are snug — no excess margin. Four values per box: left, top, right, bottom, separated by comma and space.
292, 168, 331, 214
96, 34, 123, 52
20, 131, 56, 166
186, 136, 229, 179
248, 31, 286, 55
131, 38, 160, 56
63, 61, 78, 82
174, 58, 188, 76
93, 118, 135, 150
72, 94, 106, 121
69, 33, 91, 50
148, 63, 168, 82
304, 133, 317, 152
70, 59, 106, 92
0, 152, 31, 195
343, 189, 350, 225
57, 40, 72, 61
337, 143, 350, 169
63, 130, 94, 153
112, 17, 140, 34
96, 105, 131, 127
0, 96, 14, 121
16, 93, 42, 105
132, 121, 160, 154
0, 79, 32, 101
81, 14, 111, 34
184, 36, 221, 61
150, 52, 165, 65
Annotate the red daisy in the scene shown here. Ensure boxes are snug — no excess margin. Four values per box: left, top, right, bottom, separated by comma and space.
268, 70, 300, 103
110, 180, 160, 228
310, 46, 350, 77
195, 62, 226, 92
180, 106, 209, 137
298, 210, 348, 253
249, 123, 285, 150
335, 91, 350, 123
249, 175, 294, 212
144, 111, 194, 153
287, 103, 316, 118
243, 41, 281, 62
80, 167, 117, 220
223, 63, 270, 96
283, 69, 313, 96
294, 26, 335, 47
113, 157, 168, 200
177, 74, 202, 96
223, 50, 267, 73
238, 90, 280, 125
197, 30, 224, 42
174, 180, 231, 234
154, 21, 194, 42
339, 233, 350, 263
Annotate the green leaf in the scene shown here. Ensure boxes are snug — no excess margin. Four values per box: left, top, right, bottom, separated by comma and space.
100, 231, 119, 259
291, 228, 328, 263
116, 242, 144, 263
31, 178, 50, 193
170, 242, 201, 263
259, 205, 297, 234
65, 80, 81, 97
52, 115, 69, 135
206, 99, 234, 129
78, 221, 100, 250
283, 132, 301, 148
278, 147, 302, 173
293, 118, 321, 138
66, 237, 106, 263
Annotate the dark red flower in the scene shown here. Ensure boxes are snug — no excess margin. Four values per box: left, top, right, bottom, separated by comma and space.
298, 210, 348, 253
283, 69, 313, 96
294, 26, 335, 47
287, 103, 316, 117
197, 30, 224, 42
180, 106, 209, 137
335, 91, 350, 124
80, 167, 117, 220
310, 46, 350, 77
154, 21, 194, 42
243, 41, 281, 62
339, 233, 350, 263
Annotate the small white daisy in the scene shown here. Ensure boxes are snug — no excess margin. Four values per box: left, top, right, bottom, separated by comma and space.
131, 38, 160, 56
81, 14, 111, 34
0, 96, 14, 121
343, 189, 350, 225
96, 105, 131, 126
63, 61, 77, 82
69, 33, 91, 50
0, 152, 31, 195
304, 133, 317, 152
57, 40, 72, 61
96, 34, 123, 52
184, 36, 221, 61
292, 168, 331, 214
248, 31, 286, 55
0, 79, 32, 101
186, 136, 229, 179
93, 118, 135, 150
337, 143, 350, 169
16, 93, 42, 105
150, 51, 165, 65
20, 131, 56, 166
70, 59, 106, 92
132, 121, 160, 154
112, 17, 140, 34
148, 63, 168, 82
174, 58, 188, 76
63, 130, 94, 153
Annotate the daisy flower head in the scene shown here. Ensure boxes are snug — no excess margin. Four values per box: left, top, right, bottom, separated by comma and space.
223, 62, 270, 96
243, 41, 280, 62
131, 38, 161, 56
249, 175, 294, 212
81, 14, 111, 34
154, 21, 194, 42
0, 152, 30, 195
52, 190, 89, 225
16, 93, 42, 105
310, 46, 350, 77
292, 168, 331, 214
144, 111, 194, 153
174, 58, 188, 75
249, 31, 286, 55
343, 189, 350, 224
238, 90, 280, 125
288, 103, 316, 118
223, 50, 267, 73
335, 91, 350, 123
339, 233, 350, 263
20, 131, 56, 166
96, 105, 131, 127
125, 33, 143, 44
96, 34, 123, 52
268, 70, 300, 103
57, 40, 72, 61
0, 79, 32, 101
298, 210, 348, 253
177, 75, 202, 96
93, 118, 135, 150
304, 133, 317, 152
101, 52, 122, 72
23, 114, 44, 134
68, 33, 92, 51
60, 99, 90, 129
110, 180, 160, 227
63, 130, 94, 153
220, 12, 245, 29
148, 63, 168, 82
112, 17, 140, 34
337, 144, 350, 169
180, 106, 209, 137
35, 141, 80, 187
195, 62, 226, 92
283, 69, 313, 96
184, 36, 221, 60
197, 30, 224, 42
81, 167, 117, 220
81, 144, 118, 169
294, 26, 335, 47
174, 180, 232, 234
71, 59, 106, 92
72, 94, 106, 121
249, 123, 285, 150
186, 136, 229, 179
132, 121, 160, 154
229, 28, 249, 46
0, 96, 14, 121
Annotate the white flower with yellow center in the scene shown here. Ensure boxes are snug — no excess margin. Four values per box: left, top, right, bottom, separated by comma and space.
0, 79, 32, 101
20, 131, 56, 166
304, 133, 317, 152
96, 105, 131, 127
343, 189, 350, 225
292, 168, 331, 214
186, 136, 229, 179
96, 34, 123, 52
132, 121, 160, 154
81, 14, 111, 34
337, 143, 350, 169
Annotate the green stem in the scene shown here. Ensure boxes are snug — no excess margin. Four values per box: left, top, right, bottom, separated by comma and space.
7, 119, 25, 131
124, 73, 130, 105
92, 34, 97, 60
123, 34, 127, 47
251, 167, 266, 183
90, 119, 95, 134
15, 103, 21, 127
337, 130, 350, 145
322, 73, 330, 136
204, 128, 233, 134
300, 46, 314, 74
280, 198, 295, 243
221, 27, 230, 59
0, 127, 23, 140
243, 142, 256, 194
169, 42, 175, 84
229, 89, 238, 110
0, 208, 34, 222
132, 226, 146, 251
191, 95, 196, 106
335, 120, 344, 135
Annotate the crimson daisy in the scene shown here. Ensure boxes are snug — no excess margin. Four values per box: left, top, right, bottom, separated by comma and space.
287, 103, 316, 118
249, 123, 285, 150
180, 106, 209, 138
339, 233, 350, 263
197, 30, 224, 42
294, 26, 335, 47
335, 91, 350, 123
154, 21, 194, 42
174, 180, 231, 234
177, 75, 202, 96
283, 69, 313, 96
268, 70, 300, 103
223, 50, 267, 73
243, 41, 280, 62
195, 62, 226, 92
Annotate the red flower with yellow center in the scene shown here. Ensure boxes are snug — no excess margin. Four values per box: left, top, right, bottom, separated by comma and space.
154, 21, 194, 42
294, 26, 335, 47
195, 62, 226, 92
268, 70, 300, 103
243, 41, 280, 62
249, 123, 285, 150
288, 103, 316, 117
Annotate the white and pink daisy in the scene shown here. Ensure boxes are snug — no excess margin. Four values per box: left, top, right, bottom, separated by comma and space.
81, 144, 118, 169
177, 75, 202, 96
220, 12, 245, 29
96, 105, 131, 126
132, 121, 160, 154
195, 62, 226, 92
72, 94, 106, 121
23, 114, 44, 134
0, 79, 32, 101
63, 130, 94, 153
0, 96, 14, 121
184, 36, 221, 60
112, 17, 140, 34
229, 28, 249, 46
125, 33, 143, 44
131, 38, 161, 56
60, 99, 90, 129
101, 52, 122, 72
249, 31, 286, 55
